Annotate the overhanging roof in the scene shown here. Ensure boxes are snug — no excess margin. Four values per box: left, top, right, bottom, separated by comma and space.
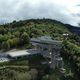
6, 49, 39, 58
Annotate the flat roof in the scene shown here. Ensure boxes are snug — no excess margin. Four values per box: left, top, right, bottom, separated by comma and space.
31, 36, 62, 45
6, 49, 40, 58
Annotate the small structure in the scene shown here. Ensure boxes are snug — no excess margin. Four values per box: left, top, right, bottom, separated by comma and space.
31, 36, 63, 69
63, 33, 69, 40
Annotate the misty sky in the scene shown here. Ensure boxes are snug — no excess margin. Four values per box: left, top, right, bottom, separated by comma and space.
0, 0, 80, 26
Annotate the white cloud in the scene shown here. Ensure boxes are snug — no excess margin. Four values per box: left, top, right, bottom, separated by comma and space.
0, 0, 80, 26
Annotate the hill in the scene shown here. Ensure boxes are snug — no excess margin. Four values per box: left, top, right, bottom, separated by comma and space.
65, 24, 80, 36
0, 19, 80, 50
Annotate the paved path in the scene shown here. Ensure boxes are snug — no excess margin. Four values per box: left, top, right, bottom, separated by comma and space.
0, 65, 29, 69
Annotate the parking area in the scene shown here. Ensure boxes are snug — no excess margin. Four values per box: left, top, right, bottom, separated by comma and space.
0, 54, 10, 62
0, 58, 9, 62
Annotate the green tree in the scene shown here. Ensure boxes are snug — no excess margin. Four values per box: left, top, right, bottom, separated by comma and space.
17, 72, 32, 80
2, 41, 10, 50
42, 75, 49, 80
12, 38, 19, 48
20, 32, 30, 45
29, 69, 38, 80
7, 39, 14, 48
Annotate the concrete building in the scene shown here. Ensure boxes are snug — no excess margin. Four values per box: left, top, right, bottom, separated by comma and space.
30, 36, 63, 69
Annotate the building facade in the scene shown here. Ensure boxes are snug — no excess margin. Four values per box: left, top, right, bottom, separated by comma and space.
31, 36, 63, 69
